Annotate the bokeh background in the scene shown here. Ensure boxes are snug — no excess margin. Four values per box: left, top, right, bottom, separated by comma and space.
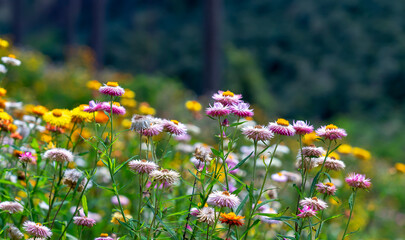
0, 0, 404, 238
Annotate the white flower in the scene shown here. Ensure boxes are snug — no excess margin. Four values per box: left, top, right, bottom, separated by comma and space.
1, 56, 21, 66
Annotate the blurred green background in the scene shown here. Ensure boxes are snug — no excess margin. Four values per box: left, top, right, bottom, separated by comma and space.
0, 0, 404, 238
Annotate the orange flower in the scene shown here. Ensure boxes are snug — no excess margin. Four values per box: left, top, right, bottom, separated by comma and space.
219, 212, 245, 226
95, 111, 109, 123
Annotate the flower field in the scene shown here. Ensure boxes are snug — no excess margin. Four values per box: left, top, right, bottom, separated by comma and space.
0, 41, 404, 240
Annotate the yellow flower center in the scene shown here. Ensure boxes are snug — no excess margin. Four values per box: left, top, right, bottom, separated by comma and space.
52, 110, 63, 117
8, 54, 16, 59
36, 223, 42, 226
171, 120, 179, 125
113, 102, 121, 107
100, 233, 109, 237
107, 82, 119, 87
325, 182, 334, 187
254, 125, 263, 129
141, 159, 147, 162
325, 124, 338, 130
276, 118, 289, 126
312, 197, 318, 201
223, 191, 230, 196
222, 90, 234, 97
0, 109, 3, 112
277, 172, 283, 176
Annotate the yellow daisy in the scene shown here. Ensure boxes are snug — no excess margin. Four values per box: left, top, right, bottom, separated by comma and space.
0, 109, 13, 121
71, 105, 94, 123
43, 109, 71, 127
32, 105, 49, 116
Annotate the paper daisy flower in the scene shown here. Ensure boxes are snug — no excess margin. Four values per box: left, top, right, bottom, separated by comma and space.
23, 221, 52, 238
0, 201, 24, 214
190, 207, 200, 216
295, 156, 320, 170
1, 54, 21, 66
268, 118, 296, 136
320, 157, 346, 171
7, 224, 24, 240
18, 152, 37, 165
297, 206, 317, 218
163, 120, 187, 136
130, 114, 152, 131
293, 120, 314, 135
31, 105, 48, 116
229, 102, 254, 118
99, 82, 125, 96
42, 109, 72, 127
300, 145, 325, 158
271, 172, 288, 183
299, 197, 328, 211
71, 105, 94, 123
345, 173, 371, 189
73, 211, 96, 228
0, 64, 7, 74
206, 102, 230, 117
95, 233, 114, 240
44, 148, 74, 163
63, 169, 88, 192
100, 102, 126, 115
149, 169, 180, 185
111, 195, 130, 206
139, 118, 164, 136
207, 191, 240, 208
316, 182, 337, 195
219, 212, 245, 226
197, 206, 217, 225
212, 90, 242, 106
128, 159, 158, 174
242, 125, 274, 141
316, 124, 347, 140
83, 100, 103, 113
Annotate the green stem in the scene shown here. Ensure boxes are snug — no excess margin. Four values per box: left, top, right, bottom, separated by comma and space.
342, 190, 357, 240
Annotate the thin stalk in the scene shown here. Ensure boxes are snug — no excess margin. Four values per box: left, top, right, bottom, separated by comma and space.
50, 187, 72, 229
24, 163, 33, 220
342, 190, 357, 240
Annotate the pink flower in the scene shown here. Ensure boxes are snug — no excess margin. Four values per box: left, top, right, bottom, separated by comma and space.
44, 148, 74, 163
242, 125, 274, 141
271, 172, 288, 183
190, 208, 200, 216
73, 210, 96, 228
293, 120, 314, 135
207, 191, 240, 208
316, 124, 347, 140
163, 120, 187, 136
316, 182, 337, 195
128, 159, 158, 174
206, 102, 230, 117
84, 100, 103, 113
345, 173, 371, 189
99, 82, 125, 96
268, 118, 295, 136
111, 195, 130, 206
95, 233, 114, 240
300, 145, 325, 158
297, 206, 317, 218
212, 90, 242, 106
23, 221, 52, 238
318, 157, 345, 171
0, 201, 24, 214
186, 224, 193, 232
139, 118, 164, 136
19, 152, 37, 165
299, 197, 328, 211
229, 102, 254, 118
100, 102, 126, 115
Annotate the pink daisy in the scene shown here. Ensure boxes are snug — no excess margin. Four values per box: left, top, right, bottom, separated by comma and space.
83, 100, 103, 113
190, 207, 200, 216
293, 120, 314, 135
95, 233, 114, 240
297, 206, 317, 218
0, 201, 24, 214
149, 169, 180, 185
100, 102, 126, 115
268, 118, 296, 136
300, 145, 325, 158
99, 82, 125, 96
242, 125, 274, 141
212, 90, 242, 106
44, 148, 73, 163
299, 197, 328, 211
111, 195, 130, 206
271, 172, 288, 183
19, 152, 37, 165
229, 102, 254, 118
207, 191, 240, 208
163, 120, 187, 136
23, 221, 52, 238
316, 124, 347, 140
316, 182, 337, 195
73, 210, 96, 228
139, 118, 164, 136
128, 159, 158, 174
345, 173, 371, 189
206, 102, 230, 117
320, 157, 346, 171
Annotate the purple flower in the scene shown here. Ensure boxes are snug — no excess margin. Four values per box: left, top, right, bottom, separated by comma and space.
99, 82, 125, 96
345, 173, 371, 189
19, 152, 37, 165
316, 124, 347, 140
293, 120, 314, 135
163, 120, 187, 136
23, 221, 52, 238
297, 206, 317, 218
229, 102, 254, 118
206, 102, 230, 117
268, 118, 296, 136
242, 125, 274, 141
212, 90, 242, 106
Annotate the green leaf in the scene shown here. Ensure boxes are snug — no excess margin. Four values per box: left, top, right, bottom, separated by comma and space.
210, 148, 223, 158
230, 151, 253, 171
348, 192, 355, 209
82, 195, 88, 216
236, 194, 249, 214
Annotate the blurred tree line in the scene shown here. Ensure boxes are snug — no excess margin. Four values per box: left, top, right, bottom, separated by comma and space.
0, 0, 404, 121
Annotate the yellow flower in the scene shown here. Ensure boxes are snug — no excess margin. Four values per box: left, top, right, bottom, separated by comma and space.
324, 151, 340, 160
185, 100, 202, 112
111, 210, 132, 224
139, 102, 155, 115
86, 80, 101, 90
219, 212, 245, 226
0, 88, 7, 97
40, 132, 52, 143
67, 161, 77, 169
395, 163, 405, 173
0, 39, 9, 48
0, 109, 13, 121
338, 144, 352, 154
121, 119, 132, 129
302, 132, 318, 145
121, 98, 137, 108
352, 147, 371, 161
71, 105, 94, 123
43, 109, 72, 127
32, 105, 49, 116
95, 111, 109, 123
122, 89, 135, 98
